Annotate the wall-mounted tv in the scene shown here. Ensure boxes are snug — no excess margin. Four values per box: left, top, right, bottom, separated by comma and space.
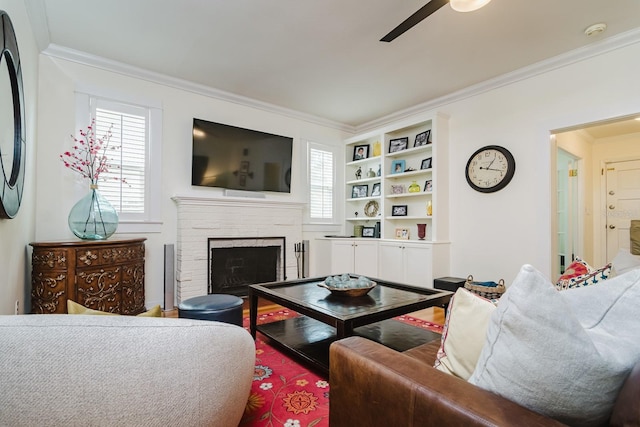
191, 118, 293, 193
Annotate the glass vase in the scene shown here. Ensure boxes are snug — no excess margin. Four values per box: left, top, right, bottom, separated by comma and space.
408, 180, 420, 193
68, 186, 118, 240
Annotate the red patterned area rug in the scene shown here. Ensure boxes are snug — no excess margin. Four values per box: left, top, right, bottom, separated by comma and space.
240, 309, 328, 427
239, 310, 442, 427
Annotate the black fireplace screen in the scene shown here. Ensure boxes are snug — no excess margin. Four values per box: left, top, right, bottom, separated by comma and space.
209, 244, 281, 296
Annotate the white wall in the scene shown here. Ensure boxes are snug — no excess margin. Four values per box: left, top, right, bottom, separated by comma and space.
350, 40, 640, 285
0, 2, 38, 315
34, 56, 349, 308
442, 41, 640, 283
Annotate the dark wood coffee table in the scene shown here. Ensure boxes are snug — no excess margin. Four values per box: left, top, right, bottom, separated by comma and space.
249, 275, 452, 374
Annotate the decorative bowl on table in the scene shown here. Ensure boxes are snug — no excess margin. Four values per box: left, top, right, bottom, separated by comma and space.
317, 274, 377, 297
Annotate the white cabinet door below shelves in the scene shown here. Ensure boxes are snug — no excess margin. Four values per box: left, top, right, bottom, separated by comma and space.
378, 242, 433, 288
377, 243, 405, 283
331, 240, 378, 277
331, 240, 355, 274
404, 244, 433, 288
353, 240, 378, 277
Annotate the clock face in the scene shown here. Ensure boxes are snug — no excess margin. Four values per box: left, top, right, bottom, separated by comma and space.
465, 145, 515, 193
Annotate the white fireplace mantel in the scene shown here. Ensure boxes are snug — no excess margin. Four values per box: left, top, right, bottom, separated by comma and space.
172, 194, 306, 210
173, 194, 304, 303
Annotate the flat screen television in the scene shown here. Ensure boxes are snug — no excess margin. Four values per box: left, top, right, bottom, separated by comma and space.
191, 118, 293, 193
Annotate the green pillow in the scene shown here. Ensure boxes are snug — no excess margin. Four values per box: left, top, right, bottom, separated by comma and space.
67, 299, 162, 317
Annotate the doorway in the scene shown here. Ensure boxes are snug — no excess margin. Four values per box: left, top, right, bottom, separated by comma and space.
556, 148, 581, 274
552, 115, 640, 278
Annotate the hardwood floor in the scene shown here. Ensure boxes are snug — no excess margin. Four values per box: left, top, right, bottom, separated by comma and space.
163, 299, 445, 324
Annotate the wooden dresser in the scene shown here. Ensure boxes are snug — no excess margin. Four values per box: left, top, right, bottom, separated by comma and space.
30, 238, 146, 315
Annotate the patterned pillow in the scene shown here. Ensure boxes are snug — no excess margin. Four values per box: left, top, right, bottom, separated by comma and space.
555, 258, 611, 290
558, 258, 590, 280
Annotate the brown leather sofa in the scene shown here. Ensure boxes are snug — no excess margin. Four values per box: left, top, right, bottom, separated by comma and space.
329, 336, 640, 426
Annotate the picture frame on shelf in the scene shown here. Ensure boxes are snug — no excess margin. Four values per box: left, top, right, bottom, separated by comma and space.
389, 137, 408, 153
353, 144, 369, 161
395, 228, 410, 240
414, 130, 431, 147
371, 182, 381, 197
362, 227, 376, 238
392, 205, 408, 216
424, 179, 433, 192
421, 157, 432, 169
351, 184, 368, 198
391, 159, 406, 174
391, 184, 405, 194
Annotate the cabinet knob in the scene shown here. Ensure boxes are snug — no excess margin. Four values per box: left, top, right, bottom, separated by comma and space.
609, 225, 616, 229
609, 204, 615, 210
609, 190, 615, 195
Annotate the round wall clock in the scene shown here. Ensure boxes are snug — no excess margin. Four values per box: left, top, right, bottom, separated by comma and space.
0, 11, 26, 219
465, 145, 515, 193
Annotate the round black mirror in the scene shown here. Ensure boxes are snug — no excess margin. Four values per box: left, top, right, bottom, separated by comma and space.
0, 11, 25, 219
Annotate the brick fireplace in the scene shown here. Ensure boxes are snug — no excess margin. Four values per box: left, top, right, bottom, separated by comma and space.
172, 196, 303, 303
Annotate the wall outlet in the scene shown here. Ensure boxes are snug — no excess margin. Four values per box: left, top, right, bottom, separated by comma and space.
14, 300, 19, 315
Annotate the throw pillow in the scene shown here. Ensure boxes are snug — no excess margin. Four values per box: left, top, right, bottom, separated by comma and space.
67, 300, 162, 317
469, 265, 640, 427
555, 257, 611, 290
611, 248, 640, 276
557, 257, 590, 280
433, 288, 497, 380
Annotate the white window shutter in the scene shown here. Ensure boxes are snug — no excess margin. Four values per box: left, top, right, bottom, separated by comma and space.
94, 106, 147, 215
309, 147, 334, 220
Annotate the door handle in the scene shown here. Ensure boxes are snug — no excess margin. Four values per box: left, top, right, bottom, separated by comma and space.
609, 225, 616, 229
609, 205, 615, 210
609, 190, 615, 195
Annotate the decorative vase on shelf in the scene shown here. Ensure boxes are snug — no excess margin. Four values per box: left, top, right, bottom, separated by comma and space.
408, 180, 420, 193
373, 141, 381, 157
426, 200, 433, 216
417, 223, 427, 240
68, 185, 118, 240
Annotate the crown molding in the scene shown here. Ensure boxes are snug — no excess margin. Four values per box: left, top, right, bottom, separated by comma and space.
41, 44, 355, 133
355, 27, 640, 134
35, 20, 640, 136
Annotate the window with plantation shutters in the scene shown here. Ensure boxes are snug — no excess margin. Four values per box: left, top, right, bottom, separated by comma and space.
94, 105, 147, 215
77, 91, 162, 232
309, 145, 334, 221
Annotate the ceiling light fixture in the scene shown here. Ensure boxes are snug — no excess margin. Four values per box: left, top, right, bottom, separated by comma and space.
584, 23, 607, 37
450, 0, 492, 12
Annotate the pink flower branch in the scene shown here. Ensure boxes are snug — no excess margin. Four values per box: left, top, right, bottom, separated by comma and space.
60, 119, 127, 185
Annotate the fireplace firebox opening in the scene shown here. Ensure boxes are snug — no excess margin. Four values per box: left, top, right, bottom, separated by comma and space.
208, 237, 285, 297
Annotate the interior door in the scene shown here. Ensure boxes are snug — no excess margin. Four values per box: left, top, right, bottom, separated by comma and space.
605, 159, 640, 261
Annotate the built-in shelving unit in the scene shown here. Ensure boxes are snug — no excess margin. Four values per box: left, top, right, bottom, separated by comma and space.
343, 113, 449, 243
315, 113, 450, 289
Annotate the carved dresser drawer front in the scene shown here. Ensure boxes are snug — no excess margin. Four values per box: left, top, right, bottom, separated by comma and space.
30, 238, 146, 315
31, 249, 68, 270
